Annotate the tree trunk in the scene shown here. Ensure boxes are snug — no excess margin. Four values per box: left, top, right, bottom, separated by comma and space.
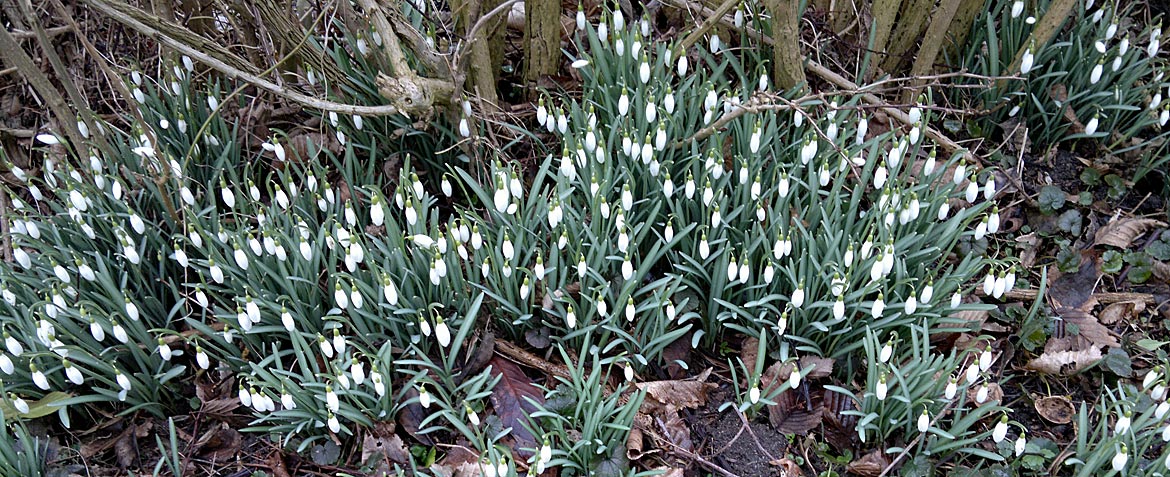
878, 0, 934, 75
763, 0, 806, 91
524, 0, 561, 98
864, 0, 903, 80
904, 0, 962, 103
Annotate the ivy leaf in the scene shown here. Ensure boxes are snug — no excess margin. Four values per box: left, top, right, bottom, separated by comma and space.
1038, 186, 1066, 214
1102, 347, 1133, 377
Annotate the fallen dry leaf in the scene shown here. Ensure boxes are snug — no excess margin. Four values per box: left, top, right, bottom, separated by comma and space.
823, 388, 861, 451
1099, 301, 1141, 325
847, 450, 891, 477
488, 357, 545, 451
740, 337, 760, 383
1025, 346, 1103, 375
1057, 307, 1120, 348
799, 356, 835, 379
193, 424, 242, 462
1049, 258, 1101, 310
658, 413, 694, 451
636, 371, 716, 415
1035, 395, 1075, 424
1016, 232, 1041, 269
768, 388, 823, 435
965, 382, 1004, 406
1093, 218, 1166, 249
771, 457, 804, 476
362, 422, 410, 477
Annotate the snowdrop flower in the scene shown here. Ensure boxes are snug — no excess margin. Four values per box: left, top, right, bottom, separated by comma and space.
800, 137, 817, 164
665, 86, 676, 114
917, 409, 930, 432
1020, 45, 1035, 74
1112, 444, 1127, 471
31, 363, 50, 390
1085, 113, 1100, 135
1011, 0, 1024, 17
993, 415, 1009, 442
328, 413, 341, 433
418, 384, 432, 409
1144, 366, 1163, 389
1090, 60, 1104, 84
158, 338, 173, 361
966, 359, 980, 384
113, 321, 129, 343
833, 294, 845, 320
965, 177, 980, 203
677, 50, 689, 75
699, 233, 710, 259
435, 317, 451, 347
976, 383, 990, 403
1014, 432, 1026, 456
945, 377, 958, 400
196, 346, 210, 369
1115, 410, 1132, 435
466, 404, 481, 427
875, 374, 888, 400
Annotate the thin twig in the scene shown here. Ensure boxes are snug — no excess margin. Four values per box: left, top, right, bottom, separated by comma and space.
653, 418, 741, 477
85, 0, 414, 116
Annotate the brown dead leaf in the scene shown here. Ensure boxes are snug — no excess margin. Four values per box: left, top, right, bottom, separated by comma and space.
799, 356, 835, 379
626, 427, 646, 460
1025, 346, 1102, 375
488, 357, 544, 451
822, 388, 858, 452
1047, 84, 1083, 131
362, 421, 408, 477
661, 337, 692, 380
1049, 258, 1101, 310
636, 371, 715, 415
658, 413, 694, 451
847, 450, 891, 477
1154, 261, 1170, 282
1035, 395, 1075, 424
1016, 232, 1041, 269
740, 337, 760, 381
965, 382, 1003, 406
998, 117, 1031, 153
1093, 218, 1166, 249
767, 388, 823, 435
398, 387, 433, 445
770, 458, 804, 477
1057, 307, 1119, 348
113, 425, 137, 468
193, 424, 242, 463
1099, 301, 1140, 325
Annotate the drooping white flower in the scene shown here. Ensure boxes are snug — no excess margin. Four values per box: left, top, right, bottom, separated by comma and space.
1112, 444, 1128, 471
993, 415, 1009, 442
875, 374, 888, 400
435, 317, 451, 347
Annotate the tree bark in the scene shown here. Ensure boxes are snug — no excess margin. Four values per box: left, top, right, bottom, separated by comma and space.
454, 0, 501, 108
523, 0, 561, 98
904, 0, 963, 103
864, 0, 903, 80
763, 0, 806, 91
943, 0, 989, 62
878, 0, 934, 74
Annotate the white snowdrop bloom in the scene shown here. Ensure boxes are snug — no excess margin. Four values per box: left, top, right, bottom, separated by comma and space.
833, 294, 846, 320
1156, 401, 1170, 419
875, 375, 888, 400
1085, 114, 1099, 135
1020, 46, 1035, 74
965, 180, 979, 203
992, 416, 1009, 442
195, 346, 210, 370
1111, 445, 1127, 471
917, 409, 930, 432
945, 378, 958, 400
1090, 61, 1104, 84
966, 359, 981, 384
975, 217, 989, 241
938, 202, 951, 221
435, 318, 451, 347
351, 359, 366, 385
699, 234, 710, 259
113, 322, 129, 343
789, 280, 807, 308
874, 165, 888, 189
665, 88, 676, 114
247, 234, 263, 256
63, 360, 83, 385
800, 138, 817, 164
351, 284, 365, 308
234, 244, 250, 270
905, 294, 918, 315
1115, 410, 1132, 435
872, 294, 886, 318
327, 413, 341, 433
1011, 0, 1024, 17
31, 365, 50, 390
624, 297, 636, 322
